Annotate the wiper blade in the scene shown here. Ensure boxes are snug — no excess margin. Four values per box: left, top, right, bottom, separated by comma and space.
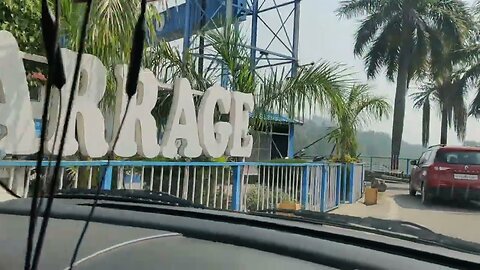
53, 189, 204, 209
253, 209, 480, 254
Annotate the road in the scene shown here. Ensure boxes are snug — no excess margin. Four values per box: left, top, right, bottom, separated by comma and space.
332, 182, 480, 244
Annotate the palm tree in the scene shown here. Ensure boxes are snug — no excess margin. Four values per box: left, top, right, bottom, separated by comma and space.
411, 78, 468, 147
337, 0, 471, 160
411, 3, 480, 146
327, 84, 391, 160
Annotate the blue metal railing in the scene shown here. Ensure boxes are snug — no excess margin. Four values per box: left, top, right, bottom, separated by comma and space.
0, 160, 365, 212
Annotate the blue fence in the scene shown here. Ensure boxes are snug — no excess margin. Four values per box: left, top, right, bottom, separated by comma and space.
0, 160, 365, 212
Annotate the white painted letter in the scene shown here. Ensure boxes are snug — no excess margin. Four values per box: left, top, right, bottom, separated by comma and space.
226, 92, 254, 157
161, 78, 202, 158
112, 65, 161, 158
47, 49, 109, 157
0, 31, 37, 154
197, 85, 232, 158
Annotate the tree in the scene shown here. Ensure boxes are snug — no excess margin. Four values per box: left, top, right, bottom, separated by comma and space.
411, 78, 468, 147
1, 0, 43, 54
337, 0, 471, 160
58, 0, 160, 106
327, 84, 391, 160
464, 2, 480, 118
411, 3, 480, 146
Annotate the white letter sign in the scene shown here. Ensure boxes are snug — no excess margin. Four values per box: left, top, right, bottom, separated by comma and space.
197, 85, 232, 158
0, 30, 257, 159
47, 49, 109, 157
0, 31, 37, 154
160, 78, 202, 158
226, 92, 254, 157
112, 65, 161, 158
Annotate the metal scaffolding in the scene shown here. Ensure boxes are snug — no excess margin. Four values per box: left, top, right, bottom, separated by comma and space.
155, 0, 301, 81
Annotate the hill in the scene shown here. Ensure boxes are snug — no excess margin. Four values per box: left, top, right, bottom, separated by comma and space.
294, 116, 426, 159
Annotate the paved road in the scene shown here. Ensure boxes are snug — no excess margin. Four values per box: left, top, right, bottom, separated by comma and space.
333, 182, 480, 244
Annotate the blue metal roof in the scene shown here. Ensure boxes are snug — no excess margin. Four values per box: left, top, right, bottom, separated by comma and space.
249, 112, 303, 125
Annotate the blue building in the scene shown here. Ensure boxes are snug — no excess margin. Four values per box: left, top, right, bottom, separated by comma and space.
248, 112, 302, 161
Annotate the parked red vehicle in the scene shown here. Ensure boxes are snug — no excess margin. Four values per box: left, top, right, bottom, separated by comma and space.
409, 145, 480, 204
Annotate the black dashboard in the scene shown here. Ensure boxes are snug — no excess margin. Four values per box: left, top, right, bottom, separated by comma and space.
0, 198, 479, 270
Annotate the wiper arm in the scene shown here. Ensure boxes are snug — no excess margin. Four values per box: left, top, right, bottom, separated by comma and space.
253, 209, 480, 254
53, 189, 204, 209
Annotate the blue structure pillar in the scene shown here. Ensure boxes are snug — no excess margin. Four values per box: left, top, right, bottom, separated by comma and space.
300, 165, 310, 209
342, 163, 347, 202
320, 165, 328, 212
249, 0, 259, 71
349, 163, 355, 203
336, 164, 341, 206
288, 123, 295, 158
291, 0, 300, 76
406, 159, 410, 176
182, 0, 193, 60
101, 166, 113, 190
231, 165, 243, 211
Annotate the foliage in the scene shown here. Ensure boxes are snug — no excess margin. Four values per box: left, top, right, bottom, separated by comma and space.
411, 77, 469, 146
143, 41, 216, 91
410, 5, 480, 146
57, 0, 160, 107
329, 154, 359, 163
268, 158, 308, 164
337, 0, 471, 82
244, 184, 289, 212
253, 63, 350, 129
1, 0, 43, 54
206, 26, 256, 93
327, 84, 390, 159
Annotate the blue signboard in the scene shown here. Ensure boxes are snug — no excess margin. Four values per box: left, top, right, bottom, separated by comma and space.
156, 0, 246, 41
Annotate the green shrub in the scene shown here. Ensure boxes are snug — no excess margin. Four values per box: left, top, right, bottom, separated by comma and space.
244, 184, 291, 212
269, 158, 308, 164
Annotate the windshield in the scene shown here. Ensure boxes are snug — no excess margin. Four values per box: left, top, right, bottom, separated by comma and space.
436, 151, 480, 165
2, 0, 480, 265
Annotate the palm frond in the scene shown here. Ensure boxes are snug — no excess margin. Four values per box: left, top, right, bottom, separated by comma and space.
337, 0, 384, 19
426, 0, 472, 50
354, 12, 389, 56
255, 62, 351, 125
328, 84, 391, 158
206, 25, 255, 93
410, 83, 437, 109
470, 86, 480, 117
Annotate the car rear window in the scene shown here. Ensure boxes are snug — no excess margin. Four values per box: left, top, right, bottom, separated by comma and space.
435, 150, 480, 165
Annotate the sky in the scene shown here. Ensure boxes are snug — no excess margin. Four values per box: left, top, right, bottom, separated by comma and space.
296, 0, 480, 146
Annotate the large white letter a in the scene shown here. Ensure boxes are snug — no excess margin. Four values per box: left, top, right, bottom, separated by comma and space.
161, 78, 202, 158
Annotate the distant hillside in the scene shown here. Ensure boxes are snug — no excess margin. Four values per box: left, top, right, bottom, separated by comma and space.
294, 116, 426, 158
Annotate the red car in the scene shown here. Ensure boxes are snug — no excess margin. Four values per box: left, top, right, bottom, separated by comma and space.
409, 145, 480, 204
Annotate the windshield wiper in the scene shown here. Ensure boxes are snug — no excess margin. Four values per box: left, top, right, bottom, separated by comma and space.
252, 209, 480, 255
53, 189, 204, 209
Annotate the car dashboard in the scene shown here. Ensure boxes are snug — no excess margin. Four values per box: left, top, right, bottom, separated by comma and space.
0, 198, 479, 270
